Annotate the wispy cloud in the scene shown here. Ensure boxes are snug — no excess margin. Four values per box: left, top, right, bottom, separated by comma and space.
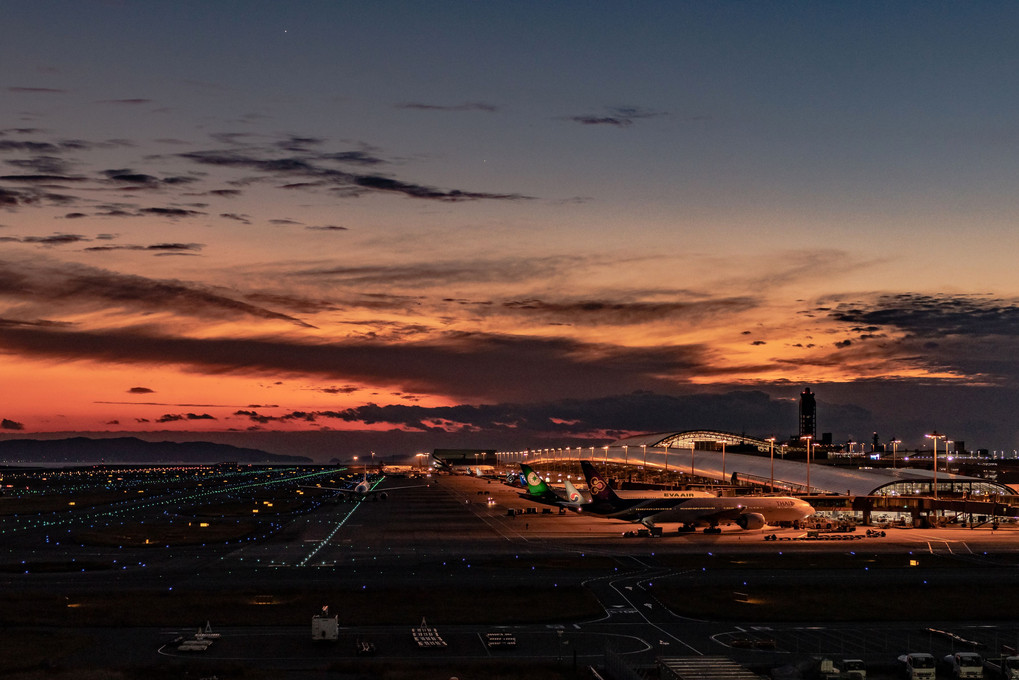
0, 131, 531, 221
828, 293, 1019, 338
562, 106, 667, 127
7, 87, 65, 94
98, 98, 153, 105
501, 296, 758, 325
0, 256, 315, 328
396, 102, 498, 112
305, 224, 348, 231
0, 185, 77, 206
3, 155, 77, 174
83, 242, 203, 254
228, 389, 876, 443
0, 324, 710, 402
0, 233, 89, 246
175, 138, 531, 201
293, 254, 602, 287
156, 412, 216, 422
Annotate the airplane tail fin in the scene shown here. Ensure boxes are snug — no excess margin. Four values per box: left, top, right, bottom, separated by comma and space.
564, 478, 589, 506
580, 461, 621, 504
519, 463, 553, 497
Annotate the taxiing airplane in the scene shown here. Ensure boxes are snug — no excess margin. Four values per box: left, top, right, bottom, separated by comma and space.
303, 473, 426, 500
579, 461, 814, 532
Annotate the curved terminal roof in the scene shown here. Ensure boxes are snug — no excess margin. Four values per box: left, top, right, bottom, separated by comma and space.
613, 431, 777, 454
497, 430, 1015, 498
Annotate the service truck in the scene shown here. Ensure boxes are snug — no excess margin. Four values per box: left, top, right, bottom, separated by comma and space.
985, 656, 1019, 680
837, 658, 867, 680
946, 652, 984, 680
899, 653, 937, 680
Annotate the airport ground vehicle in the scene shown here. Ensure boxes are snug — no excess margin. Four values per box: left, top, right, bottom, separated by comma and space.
985, 655, 1019, 680
946, 652, 984, 679
899, 653, 937, 680
837, 658, 867, 680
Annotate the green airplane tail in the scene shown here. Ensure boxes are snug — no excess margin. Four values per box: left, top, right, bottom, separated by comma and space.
519, 463, 553, 497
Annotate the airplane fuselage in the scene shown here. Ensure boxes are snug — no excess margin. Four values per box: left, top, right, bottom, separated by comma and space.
577, 460, 813, 528
626, 496, 814, 526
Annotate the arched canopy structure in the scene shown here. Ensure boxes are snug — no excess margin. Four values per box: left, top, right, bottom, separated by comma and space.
615, 430, 779, 454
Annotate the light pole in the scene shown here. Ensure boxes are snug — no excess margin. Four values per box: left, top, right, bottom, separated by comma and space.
371, 450, 375, 471
890, 438, 901, 469
800, 436, 812, 495
642, 444, 647, 468
926, 432, 945, 500
766, 437, 776, 493
716, 440, 727, 482
623, 445, 628, 466
664, 442, 670, 472
603, 445, 609, 464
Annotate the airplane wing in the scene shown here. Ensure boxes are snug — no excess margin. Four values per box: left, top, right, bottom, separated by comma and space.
602, 496, 690, 520
651, 505, 744, 526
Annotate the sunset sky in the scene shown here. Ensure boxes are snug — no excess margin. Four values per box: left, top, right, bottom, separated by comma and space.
3, 2, 1019, 460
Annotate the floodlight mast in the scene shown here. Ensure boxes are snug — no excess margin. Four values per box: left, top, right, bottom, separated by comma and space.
799, 435, 813, 495
925, 432, 946, 500
715, 440, 728, 480
890, 438, 901, 469
766, 437, 777, 493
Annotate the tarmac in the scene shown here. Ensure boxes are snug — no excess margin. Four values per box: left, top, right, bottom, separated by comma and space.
7, 469, 1019, 678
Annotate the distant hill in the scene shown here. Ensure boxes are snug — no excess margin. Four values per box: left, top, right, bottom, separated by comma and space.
0, 437, 312, 465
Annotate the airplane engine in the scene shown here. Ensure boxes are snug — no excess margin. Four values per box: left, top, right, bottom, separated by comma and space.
378, 491, 389, 501
735, 512, 766, 530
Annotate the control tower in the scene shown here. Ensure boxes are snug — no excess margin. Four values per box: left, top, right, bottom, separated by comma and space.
799, 387, 817, 440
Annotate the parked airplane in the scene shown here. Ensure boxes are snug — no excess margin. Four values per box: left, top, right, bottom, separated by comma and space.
579, 461, 814, 532
505, 470, 525, 487
571, 461, 713, 513
519, 463, 587, 506
563, 478, 588, 506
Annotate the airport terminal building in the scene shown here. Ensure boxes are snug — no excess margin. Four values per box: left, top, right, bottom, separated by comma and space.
496, 429, 1015, 498
492, 429, 1019, 525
